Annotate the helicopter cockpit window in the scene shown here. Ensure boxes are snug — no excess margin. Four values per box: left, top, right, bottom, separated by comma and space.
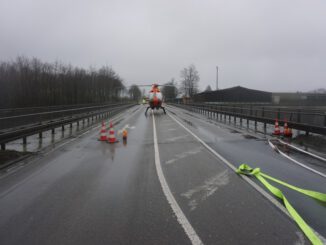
156, 93, 162, 100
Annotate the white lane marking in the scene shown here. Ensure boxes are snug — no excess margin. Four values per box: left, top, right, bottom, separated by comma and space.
152, 113, 203, 245
278, 139, 326, 162
167, 113, 292, 217
181, 170, 229, 211
168, 107, 326, 243
165, 147, 203, 165
268, 140, 326, 179
295, 231, 306, 245
166, 135, 189, 142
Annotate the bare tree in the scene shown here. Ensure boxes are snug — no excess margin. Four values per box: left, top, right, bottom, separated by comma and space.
128, 84, 142, 101
180, 64, 199, 97
205, 85, 212, 91
0, 56, 125, 108
161, 78, 178, 101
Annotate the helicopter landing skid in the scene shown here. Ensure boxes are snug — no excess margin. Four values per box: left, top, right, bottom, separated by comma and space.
144, 106, 166, 115
145, 106, 150, 116
162, 106, 166, 114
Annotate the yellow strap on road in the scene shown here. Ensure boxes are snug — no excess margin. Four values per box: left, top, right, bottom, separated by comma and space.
237, 164, 325, 245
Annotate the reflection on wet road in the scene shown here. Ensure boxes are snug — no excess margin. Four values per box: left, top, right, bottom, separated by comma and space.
166, 105, 326, 239
0, 105, 324, 244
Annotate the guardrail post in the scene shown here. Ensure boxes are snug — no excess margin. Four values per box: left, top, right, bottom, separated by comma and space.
247, 118, 249, 128
1, 143, 5, 150
62, 125, 65, 131
240, 108, 243, 125
324, 114, 326, 127
297, 109, 301, 123
233, 107, 236, 125
39, 132, 42, 138
52, 128, 55, 134
23, 136, 27, 145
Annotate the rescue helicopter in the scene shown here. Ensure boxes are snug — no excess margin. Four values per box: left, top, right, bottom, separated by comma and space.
126, 82, 176, 115
141, 84, 166, 115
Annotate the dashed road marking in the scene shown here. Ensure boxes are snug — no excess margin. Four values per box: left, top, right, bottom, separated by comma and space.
165, 147, 203, 165
166, 135, 189, 142
167, 113, 293, 218
152, 113, 203, 245
181, 170, 229, 211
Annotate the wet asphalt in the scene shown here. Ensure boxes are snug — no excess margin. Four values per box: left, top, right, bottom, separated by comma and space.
166, 105, 326, 238
0, 105, 321, 244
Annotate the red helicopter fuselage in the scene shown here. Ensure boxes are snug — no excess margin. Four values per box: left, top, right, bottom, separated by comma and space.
145, 84, 166, 115
148, 84, 163, 109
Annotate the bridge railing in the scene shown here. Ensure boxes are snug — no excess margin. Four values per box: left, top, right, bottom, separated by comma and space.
169, 103, 326, 135
0, 103, 131, 130
0, 103, 136, 150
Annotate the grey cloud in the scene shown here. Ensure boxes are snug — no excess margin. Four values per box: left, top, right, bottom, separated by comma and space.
0, 0, 325, 92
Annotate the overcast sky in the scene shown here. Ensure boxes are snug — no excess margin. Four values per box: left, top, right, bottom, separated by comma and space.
1, 0, 325, 92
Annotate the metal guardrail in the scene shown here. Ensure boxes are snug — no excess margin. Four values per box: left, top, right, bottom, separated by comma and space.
0, 102, 129, 117
0, 103, 136, 150
170, 103, 326, 135
0, 103, 131, 130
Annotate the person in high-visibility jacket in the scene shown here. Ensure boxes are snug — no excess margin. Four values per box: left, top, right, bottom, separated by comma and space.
122, 129, 128, 140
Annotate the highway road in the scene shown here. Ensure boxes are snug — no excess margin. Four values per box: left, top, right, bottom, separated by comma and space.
0, 105, 325, 244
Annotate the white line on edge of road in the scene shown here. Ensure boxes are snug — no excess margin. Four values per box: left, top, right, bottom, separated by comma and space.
268, 140, 326, 179
278, 139, 326, 162
168, 112, 326, 243
167, 113, 290, 214
152, 112, 203, 245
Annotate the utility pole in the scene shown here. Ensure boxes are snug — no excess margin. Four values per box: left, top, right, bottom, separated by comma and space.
216, 66, 219, 90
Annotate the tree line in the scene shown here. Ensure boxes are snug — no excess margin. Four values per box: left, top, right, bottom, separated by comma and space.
0, 56, 125, 108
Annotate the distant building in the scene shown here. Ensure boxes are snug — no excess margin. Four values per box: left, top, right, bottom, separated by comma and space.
272, 92, 326, 106
193, 86, 272, 103
180, 86, 326, 106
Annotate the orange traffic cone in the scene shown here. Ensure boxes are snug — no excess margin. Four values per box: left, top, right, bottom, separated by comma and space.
99, 121, 107, 141
108, 122, 118, 143
283, 120, 293, 137
273, 119, 281, 135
